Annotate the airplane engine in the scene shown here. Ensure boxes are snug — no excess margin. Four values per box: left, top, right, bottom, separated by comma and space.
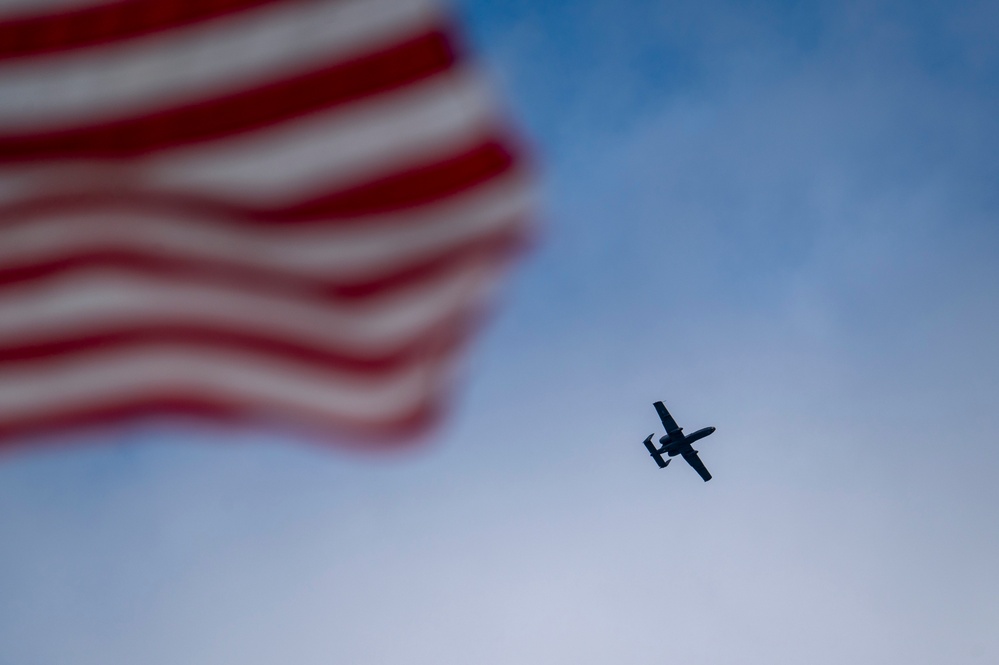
664, 442, 685, 456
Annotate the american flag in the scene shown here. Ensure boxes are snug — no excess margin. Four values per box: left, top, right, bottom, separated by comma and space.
0, 0, 533, 446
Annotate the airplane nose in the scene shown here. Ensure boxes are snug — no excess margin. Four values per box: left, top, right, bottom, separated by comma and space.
709, 427, 716, 433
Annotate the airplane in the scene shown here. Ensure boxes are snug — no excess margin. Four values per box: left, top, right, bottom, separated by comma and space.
643, 401, 716, 482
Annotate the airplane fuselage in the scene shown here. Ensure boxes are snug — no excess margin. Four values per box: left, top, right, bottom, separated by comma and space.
659, 426, 716, 456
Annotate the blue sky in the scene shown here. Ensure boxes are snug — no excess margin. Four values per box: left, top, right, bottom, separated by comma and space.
2, 1, 998, 663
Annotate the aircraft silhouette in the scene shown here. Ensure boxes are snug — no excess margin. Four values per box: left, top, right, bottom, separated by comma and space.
643, 401, 716, 481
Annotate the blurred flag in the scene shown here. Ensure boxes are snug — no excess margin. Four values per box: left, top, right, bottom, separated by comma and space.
0, 0, 532, 445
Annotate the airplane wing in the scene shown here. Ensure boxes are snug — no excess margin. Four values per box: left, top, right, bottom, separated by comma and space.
681, 450, 712, 482
653, 401, 682, 435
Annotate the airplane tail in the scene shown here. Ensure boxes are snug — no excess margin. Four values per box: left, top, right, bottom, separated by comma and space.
643, 434, 670, 469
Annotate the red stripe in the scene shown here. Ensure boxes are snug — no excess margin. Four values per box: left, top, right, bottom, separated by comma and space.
275, 140, 517, 219
0, 139, 518, 222
0, 222, 527, 297
0, 309, 475, 373
332, 226, 526, 298
0, 392, 446, 453
0, 29, 456, 161
0, 0, 290, 60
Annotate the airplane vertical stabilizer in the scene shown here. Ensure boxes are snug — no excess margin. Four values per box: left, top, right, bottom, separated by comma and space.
643, 435, 669, 469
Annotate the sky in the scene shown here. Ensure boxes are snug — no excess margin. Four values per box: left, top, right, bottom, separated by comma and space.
2, 0, 998, 663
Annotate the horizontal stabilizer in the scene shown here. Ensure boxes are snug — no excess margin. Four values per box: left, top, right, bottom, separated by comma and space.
644, 434, 670, 469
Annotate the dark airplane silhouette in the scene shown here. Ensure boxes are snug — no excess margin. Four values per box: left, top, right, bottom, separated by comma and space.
643, 401, 716, 481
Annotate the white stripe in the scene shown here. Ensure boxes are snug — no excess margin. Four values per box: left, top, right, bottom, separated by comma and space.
0, 0, 441, 131
0, 0, 99, 15
0, 175, 531, 280
149, 70, 497, 203
0, 70, 499, 206
0, 261, 501, 355
0, 343, 449, 424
